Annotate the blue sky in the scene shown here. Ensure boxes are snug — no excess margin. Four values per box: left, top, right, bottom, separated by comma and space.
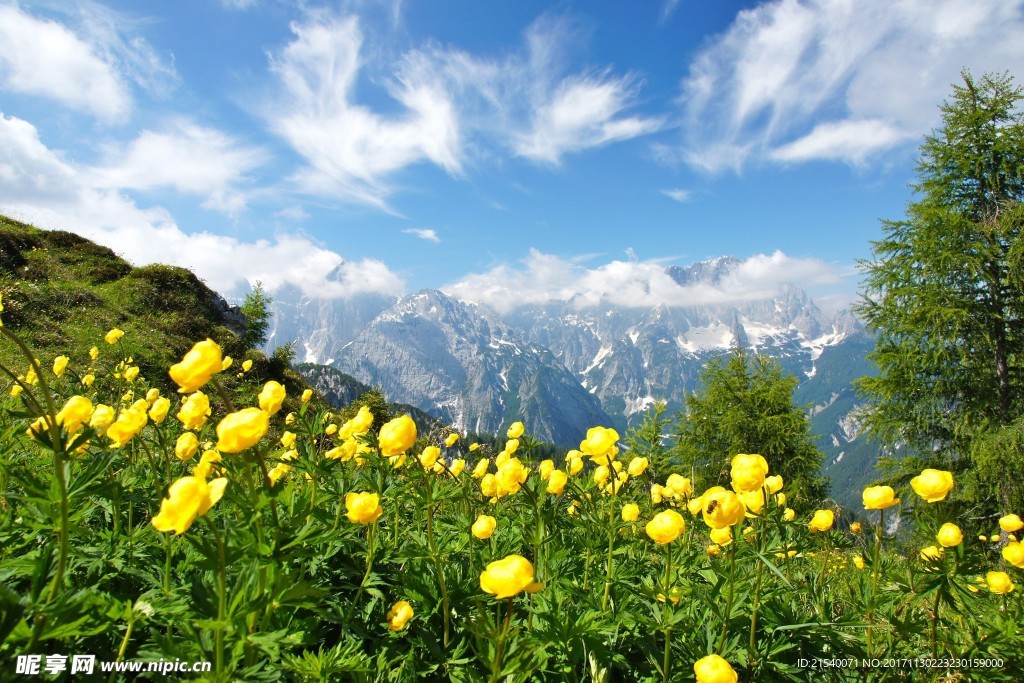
2, 0, 1023, 315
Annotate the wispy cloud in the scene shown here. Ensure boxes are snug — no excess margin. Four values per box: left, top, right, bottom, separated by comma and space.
403, 228, 440, 243
443, 248, 840, 313
679, 0, 1024, 171
265, 15, 462, 210
0, 113, 402, 299
661, 188, 691, 202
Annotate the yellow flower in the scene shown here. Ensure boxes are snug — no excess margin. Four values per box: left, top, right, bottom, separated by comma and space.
538, 459, 555, 480
450, 458, 466, 477
169, 339, 223, 393
986, 571, 1015, 594
386, 600, 414, 631
627, 456, 649, 477
419, 446, 441, 470
706, 544, 721, 557
710, 526, 733, 546
850, 521, 863, 534
919, 545, 943, 562
863, 485, 900, 510
480, 554, 542, 599
853, 555, 865, 569
765, 475, 784, 494
345, 492, 383, 524
10, 383, 23, 397
910, 469, 954, 503
469, 443, 480, 452
177, 391, 211, 430
651, 484, 664, 504
809, 509, 835, 533
268, 462, 293, 485
936, 522, 963, 548
496, 457, 528, 497
151, 474, 228, 535
686, 495, 704, 515
89, 404, 115, 435
472, 514, 497, 539
56, 395, 94, 434
107, 405, 148, 447
506, 421, 524, 439
445, 432, 460, 447
280, 431, 297, 448
175, 432, 201, 461
546, 470, 568, 495
145, 388, 160, 403
593, 464, 610, 486
568, 456, 584, 476
215, 408, 270, 453
472, 458, 489, 478
774, 492, 786, 506
52, 355, 69, 378
621, 503, 640, 522
242, 359, 253, 372
194, 450, 222, 478
580, 426, 619, 461
81, 373, 95, 387
379, 414, 417, 457
220, 356, 233, 371
694, 654, 738, 683
701, 487, 746, 529
104, 328, 124, 344
325, 423, 338, 435
646, 509, 686, 544
730, 453, 769, 493
740, 489, 765, 515
1002, 541, 1024, 569
999, 513, 1023, 532
258, 381, 286, 416
665, 473, 692, 499
24, 364, 38, 386
505, 438, 520, 454
89, 346, 99, 360
142, 398, 167, 425
481, 473, 497, 498
122, 366, 140, 382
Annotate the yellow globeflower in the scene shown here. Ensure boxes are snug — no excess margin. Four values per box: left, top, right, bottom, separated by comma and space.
481, 473, 498, 498
89, 404, 115, 435
169, 339, 223, 393
148, 397, 171, 424
740, 489, 765, 515
706, 544, 721, 557
506, 421, 525, 439
568, 456, 584, 476
999, 514, 1023, 533
386, 600, 414, 631
449, 459, 466, 477
242, 359, 253, 372
89, 346, 99, 360
175, 432, 201, 461
665, 473, 692, 499
646, 509, 686, 544
419, 446, 441, 470
701, 487, 746, 529
710, 526, 733, 546
621, 503, 640, 522
627, 456, 649, 477
379, 415, 417, 457
107, 405, 148, 448
863, 485, 900, 510
919, 545, 943, 562
469, 443, 480, 452
445, 432, 460, 448
686, 495, 703, 515
472, 514, 497, 540
538, 459, 555, 480
215, 407, 270, 453
104, 328, 125, 344
472, 459, 489, 478
52, 355, 69, 378
301, 388, 313, 403
258, 381, 286, 416
853, 555, 865, 569
986, 571, 1015, 595
936, 522, 963, 548
694, 654, 738, 683
809, 509, 835, 533
910, 469, 954, 503
151, 474, 228, 535
177, 391, 211, 430
56, 395, 94, 434
345, 492, 383, 525
765, 475, 784, 494
546, 470, 568, 495
593, 465, 610, 487
783, 507, 796, 522
480, 554, 542, 600
850, 521, 863, 534
730, 453, 769, 493
1002, 541, 1024, 569
580, 426, 619, 461
122, 366, 140, 382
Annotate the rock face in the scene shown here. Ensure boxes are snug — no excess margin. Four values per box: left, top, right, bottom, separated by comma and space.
332, 290, 612, 447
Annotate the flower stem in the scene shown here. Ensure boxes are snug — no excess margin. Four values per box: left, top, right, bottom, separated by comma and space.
601, 459, 618, 611
931, 584, 941, 659
206, 517, 227, 677
490, 599, 514, 683
662, 542, 673, 683
717, 538, 738, 654
867, 509, 885, 657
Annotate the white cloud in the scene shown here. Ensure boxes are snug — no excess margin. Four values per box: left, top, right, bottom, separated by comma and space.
661, 188, 691, 202
89, 120, 268, 214
403, 228, 440, 243
266, 15, 462, 209
443, 249, 840, 313
679, 0, 1024, 170
0, 5, 131, 121
0, 113, 403, 300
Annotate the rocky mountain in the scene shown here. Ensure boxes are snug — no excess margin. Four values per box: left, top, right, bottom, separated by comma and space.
330, 289, 612, 447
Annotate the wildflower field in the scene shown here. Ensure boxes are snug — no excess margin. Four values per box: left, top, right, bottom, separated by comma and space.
1, 320, 1023, 682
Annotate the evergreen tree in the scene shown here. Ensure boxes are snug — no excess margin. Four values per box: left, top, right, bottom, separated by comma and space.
673, 348, 828, 506
240, 281, 272, 350
855, 71, 1024, 510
